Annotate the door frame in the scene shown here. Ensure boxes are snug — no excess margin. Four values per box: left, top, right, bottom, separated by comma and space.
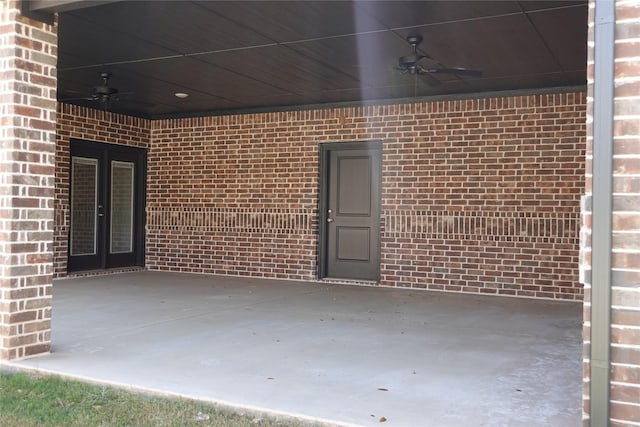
68, 139, 147, 272
318, 140, 382, 280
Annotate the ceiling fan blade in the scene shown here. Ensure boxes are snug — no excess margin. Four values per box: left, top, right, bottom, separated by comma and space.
398, 35, 482, 84
423, 67, 483, 78
423, 74, 443, 86
62, 88, 85, 95
58, 96, 96, 102
58, 72, 128, 109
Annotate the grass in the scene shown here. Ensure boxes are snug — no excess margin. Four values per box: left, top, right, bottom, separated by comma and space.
0, 371, 312, 427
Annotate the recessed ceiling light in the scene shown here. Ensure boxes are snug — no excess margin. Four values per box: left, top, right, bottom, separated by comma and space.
174, 92, 189, 99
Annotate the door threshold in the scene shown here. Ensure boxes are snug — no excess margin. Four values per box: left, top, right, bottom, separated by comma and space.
63, 266, 145, 279
320, 277, 380, 286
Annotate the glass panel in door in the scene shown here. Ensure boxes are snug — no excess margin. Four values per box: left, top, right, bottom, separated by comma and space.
110, 161, 135, 254
70, 157, 98, 256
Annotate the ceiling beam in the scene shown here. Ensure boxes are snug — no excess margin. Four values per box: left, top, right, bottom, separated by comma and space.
25, 0, 122, 13
21, 0, 121, 25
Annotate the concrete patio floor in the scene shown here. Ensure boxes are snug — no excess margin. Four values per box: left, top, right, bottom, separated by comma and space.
5, 271, 582, 426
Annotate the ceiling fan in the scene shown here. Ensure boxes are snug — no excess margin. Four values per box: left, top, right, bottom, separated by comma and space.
59, 72, 127, 110
397, 35, 482, 80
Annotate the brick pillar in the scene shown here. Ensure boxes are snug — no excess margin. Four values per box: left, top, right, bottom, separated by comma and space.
580, 3, 594, 421
0, 1, 57, 360
582, 0, 640, 424
608, 1, 640, 423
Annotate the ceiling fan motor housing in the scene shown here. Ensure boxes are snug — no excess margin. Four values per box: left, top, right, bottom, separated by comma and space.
399, 35, 427, 71
93, 72, 118, 97
399, 54, 425, 68
93, 85, 118, 96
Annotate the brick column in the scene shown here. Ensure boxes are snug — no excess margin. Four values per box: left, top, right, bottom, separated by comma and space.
0, 1, 57, 360
608, 1, 640, 423
582, 0, 640, 424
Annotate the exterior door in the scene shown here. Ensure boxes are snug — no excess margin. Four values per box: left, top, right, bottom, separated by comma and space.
68, 139, 146, 272
319, 141, 381, 281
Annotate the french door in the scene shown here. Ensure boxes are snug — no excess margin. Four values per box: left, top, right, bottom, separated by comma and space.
68, 139, 146, 272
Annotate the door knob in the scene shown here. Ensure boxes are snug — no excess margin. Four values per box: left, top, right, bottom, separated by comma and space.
327, 208, 333, 222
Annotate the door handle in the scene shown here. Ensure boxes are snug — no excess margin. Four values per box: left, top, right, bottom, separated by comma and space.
97, 205, 104, 217
327, 208, 334, 222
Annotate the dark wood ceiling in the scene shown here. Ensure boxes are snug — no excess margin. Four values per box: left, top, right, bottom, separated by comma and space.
55, 1, 588, 119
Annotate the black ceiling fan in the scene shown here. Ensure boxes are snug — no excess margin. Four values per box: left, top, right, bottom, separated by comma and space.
59, 72, 127, 110
398, 35, 482, 80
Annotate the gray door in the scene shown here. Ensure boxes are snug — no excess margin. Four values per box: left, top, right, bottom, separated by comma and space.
321, 142, 381, 280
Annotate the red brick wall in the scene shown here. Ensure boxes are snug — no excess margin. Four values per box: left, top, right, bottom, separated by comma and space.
582, 1, 640, 424
0, 1, 57, 360
54, 92, 585, 300
146, 92, 586, 300
54, 104, 151, 276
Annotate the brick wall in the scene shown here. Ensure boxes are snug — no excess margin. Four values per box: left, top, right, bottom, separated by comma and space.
0, 1, 57, 360
582, 1, 640, 425
146, 92, 586, 300
54, 91, 585, 300
54, 103, 150, 276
